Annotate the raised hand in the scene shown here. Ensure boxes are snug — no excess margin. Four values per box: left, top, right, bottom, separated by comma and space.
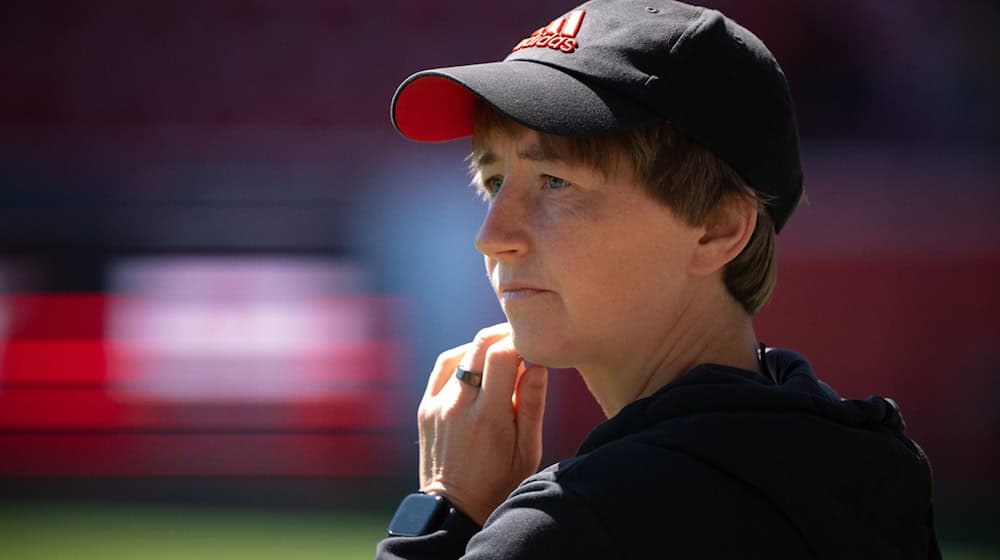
417, 323, 549, 526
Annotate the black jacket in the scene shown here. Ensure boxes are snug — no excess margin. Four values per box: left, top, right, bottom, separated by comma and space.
377, 349, 940, 559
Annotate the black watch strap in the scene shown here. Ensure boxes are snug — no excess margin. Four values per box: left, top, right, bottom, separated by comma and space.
387, 493, 481, 537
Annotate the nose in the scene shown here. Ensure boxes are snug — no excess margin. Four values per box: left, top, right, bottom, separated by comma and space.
474, 187, 530, 260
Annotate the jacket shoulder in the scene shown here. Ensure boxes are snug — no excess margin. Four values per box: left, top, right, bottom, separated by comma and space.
547, 435, 813, 557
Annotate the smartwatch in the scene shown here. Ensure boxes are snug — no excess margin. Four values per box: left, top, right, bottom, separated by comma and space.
387, 493, 453, 537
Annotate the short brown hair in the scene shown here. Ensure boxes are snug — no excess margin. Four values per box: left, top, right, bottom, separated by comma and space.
471, 105, 778, 315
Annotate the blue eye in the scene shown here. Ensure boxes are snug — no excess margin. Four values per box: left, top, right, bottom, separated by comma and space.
545, 175, 568, 190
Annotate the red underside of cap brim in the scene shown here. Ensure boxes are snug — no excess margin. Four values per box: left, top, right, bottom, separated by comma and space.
392, 60, 665, 145
393, 75, 478, 142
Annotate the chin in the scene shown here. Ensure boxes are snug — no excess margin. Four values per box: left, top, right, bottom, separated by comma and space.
509, 324, 577, 369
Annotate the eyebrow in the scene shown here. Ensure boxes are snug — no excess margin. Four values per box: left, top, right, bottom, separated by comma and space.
475, 143, 562, 169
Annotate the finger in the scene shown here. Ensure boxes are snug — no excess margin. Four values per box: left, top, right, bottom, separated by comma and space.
424, 342, 472, 400
456, 323, 512, 374
424, 323, 510, 402
445, 326, 511, 406
478, 336, 522, 411
514, 365, 548, 453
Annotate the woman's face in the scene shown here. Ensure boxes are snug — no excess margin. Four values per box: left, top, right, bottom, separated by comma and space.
473, 127, 703, 370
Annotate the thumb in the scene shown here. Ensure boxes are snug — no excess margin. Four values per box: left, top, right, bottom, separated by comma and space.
514, 365, 548, 449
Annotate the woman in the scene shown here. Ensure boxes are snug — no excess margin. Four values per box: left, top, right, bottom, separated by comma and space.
377, 1, 939, 557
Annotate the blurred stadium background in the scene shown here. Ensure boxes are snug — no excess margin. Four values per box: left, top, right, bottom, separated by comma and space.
1, 0, 997, 557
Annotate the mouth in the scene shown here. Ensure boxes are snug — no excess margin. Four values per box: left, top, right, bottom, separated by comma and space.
498, 283, 552, 302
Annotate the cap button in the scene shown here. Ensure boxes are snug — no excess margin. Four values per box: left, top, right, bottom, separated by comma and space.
645, 7, 659, 14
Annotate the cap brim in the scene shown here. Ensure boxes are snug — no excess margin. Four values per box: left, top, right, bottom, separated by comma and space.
391, 60, 661, 142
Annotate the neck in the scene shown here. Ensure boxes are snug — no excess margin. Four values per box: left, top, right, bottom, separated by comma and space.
577, 288, 760, 418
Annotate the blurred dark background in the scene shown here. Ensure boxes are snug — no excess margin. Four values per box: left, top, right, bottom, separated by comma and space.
1, 0, 998, 557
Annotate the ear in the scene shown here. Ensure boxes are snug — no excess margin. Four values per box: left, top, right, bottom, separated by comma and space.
689, 195, 757, 277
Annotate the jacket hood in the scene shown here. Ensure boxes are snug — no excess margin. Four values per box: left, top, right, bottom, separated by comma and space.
577, 348, 938, 558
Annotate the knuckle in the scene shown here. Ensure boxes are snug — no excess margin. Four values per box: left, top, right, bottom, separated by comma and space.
417, 402, 431, 421
474, 323, 510, 344
433, 344, 467, 372
432, 352, 450, 372
483, 337, 517, 364
473, 327, 494, 345
418, 401, 447, 424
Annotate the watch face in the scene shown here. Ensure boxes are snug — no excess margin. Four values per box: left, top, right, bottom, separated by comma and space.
387, 493, 448, 537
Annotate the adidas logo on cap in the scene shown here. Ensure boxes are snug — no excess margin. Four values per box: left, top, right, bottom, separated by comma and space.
511, 9, 586, 53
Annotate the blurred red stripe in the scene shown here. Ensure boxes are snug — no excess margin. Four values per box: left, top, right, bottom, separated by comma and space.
0, 433, 404, 476
0, 339, 402, 385
0, 291, 410, 476
1, 340, 109, 384
1, 294, 110, 338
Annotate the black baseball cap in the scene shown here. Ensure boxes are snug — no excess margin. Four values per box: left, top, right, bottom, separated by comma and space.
391, 0, 803, 233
